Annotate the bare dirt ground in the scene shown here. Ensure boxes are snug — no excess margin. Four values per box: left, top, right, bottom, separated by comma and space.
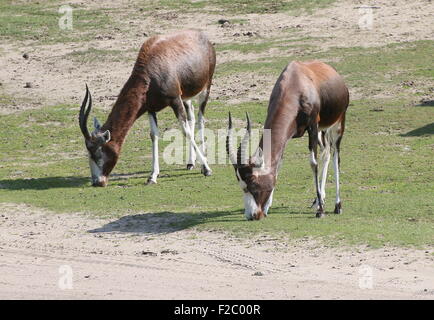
1, 0, 433, 113
0, 204, 433, 299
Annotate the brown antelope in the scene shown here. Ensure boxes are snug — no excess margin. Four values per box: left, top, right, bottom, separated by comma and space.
227, 61, 349, 219
79, 30, 216, 187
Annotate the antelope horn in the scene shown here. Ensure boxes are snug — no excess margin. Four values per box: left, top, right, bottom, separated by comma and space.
79, 84, 92, 140
237, 112, 251, 166
226, 112, 237, 167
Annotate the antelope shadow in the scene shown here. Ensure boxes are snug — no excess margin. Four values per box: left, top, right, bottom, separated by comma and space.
417, 100, 434, 107
87, 206, 316, 235
0, 169, 202, 190
0, 176, 89, 190
110, 168, 202, 180
88, 209, 244, 235
401, 122, 434, 137
271, 206, 322, 216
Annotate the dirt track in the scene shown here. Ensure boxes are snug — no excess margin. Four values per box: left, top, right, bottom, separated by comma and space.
1, 0, 433, 114
0, 204, 432, 299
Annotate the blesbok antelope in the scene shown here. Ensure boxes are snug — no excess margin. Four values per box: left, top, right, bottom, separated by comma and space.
79, 30, 216, 187
227, 61, 349, 219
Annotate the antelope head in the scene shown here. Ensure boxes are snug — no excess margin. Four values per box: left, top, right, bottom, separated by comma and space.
226, 113, 276, 221
79, 85, 117, 187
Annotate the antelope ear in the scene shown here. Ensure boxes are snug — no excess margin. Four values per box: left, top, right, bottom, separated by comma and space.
102, 130, 111, 143
251, 147, 264, 168
93, 117, 102, 130
95, 130, 111, 145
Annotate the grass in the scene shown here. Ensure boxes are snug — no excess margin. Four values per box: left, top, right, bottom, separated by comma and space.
65, 48, 133, 64
216, 37, 316, 54
0, 96, 433, 248
0, 0, 116, 44
141, 0, 337, 14
0, 0, 338, 45
0, 0, 337, 45
217, 41, 434, 95
0, 92, 14, 106
1, 41, 433, 248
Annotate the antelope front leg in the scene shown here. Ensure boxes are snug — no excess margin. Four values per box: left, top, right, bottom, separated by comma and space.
184, 100, 196, 170
146, 112, 160, 184
330, 123, 344, 214
311, 132, 330, 210
172, 97, 212, 176
310, 150, 325, 218
308, 125, 325, 218
318, 133, 331, 206
333, 144, 342, 214
197, 89, 210, 175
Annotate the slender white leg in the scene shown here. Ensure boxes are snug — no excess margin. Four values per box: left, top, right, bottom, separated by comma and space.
329, 122, 343, 214
198, 110, 205, 155
310, 149, 322, 213
319, 138, 331, 203
197, 89, 208, 155
333, 147, 342, 213
147, 112, 159, 184
173, 96, 212, 176
310, 150, 323, 210
185, 100, 196, 169
309, 124, 325, 218
180, 119, 212, 176
197, 89, 209, 174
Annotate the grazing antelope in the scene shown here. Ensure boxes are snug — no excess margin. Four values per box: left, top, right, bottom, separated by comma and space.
227, 61, 349, 220
79, 30, 216, 187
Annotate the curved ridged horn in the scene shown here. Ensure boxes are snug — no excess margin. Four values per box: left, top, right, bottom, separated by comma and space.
79, 84, 92, 140
237, 112, 251, 166
226, 112, 237, 166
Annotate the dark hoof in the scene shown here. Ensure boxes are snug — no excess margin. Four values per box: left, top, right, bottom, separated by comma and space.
145, 178, 157, 185
201, 166, 212, 176
186, 164, 195, 170
315, 211, 326, 218
334, 202, 342, 214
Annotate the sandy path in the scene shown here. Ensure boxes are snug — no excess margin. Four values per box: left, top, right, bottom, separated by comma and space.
0, 203, 432, 299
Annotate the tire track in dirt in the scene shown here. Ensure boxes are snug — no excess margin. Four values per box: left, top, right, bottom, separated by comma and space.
0, 204, 432, 299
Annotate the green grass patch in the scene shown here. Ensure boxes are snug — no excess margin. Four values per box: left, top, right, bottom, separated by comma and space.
216, 37, 315, 54
217, 40, 434, 97
0, 0, 116, 44
140, 0, 337, 14
1, 41, 433, 248
65, 48, 134, 64
0, 95, 433, 248
0, 92, 14, 106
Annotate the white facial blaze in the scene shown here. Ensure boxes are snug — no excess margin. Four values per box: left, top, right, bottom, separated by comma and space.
263, 189, 274, 216
89, 157, 104, 184
243, 192, 259, 220
237, 169, 260, 220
